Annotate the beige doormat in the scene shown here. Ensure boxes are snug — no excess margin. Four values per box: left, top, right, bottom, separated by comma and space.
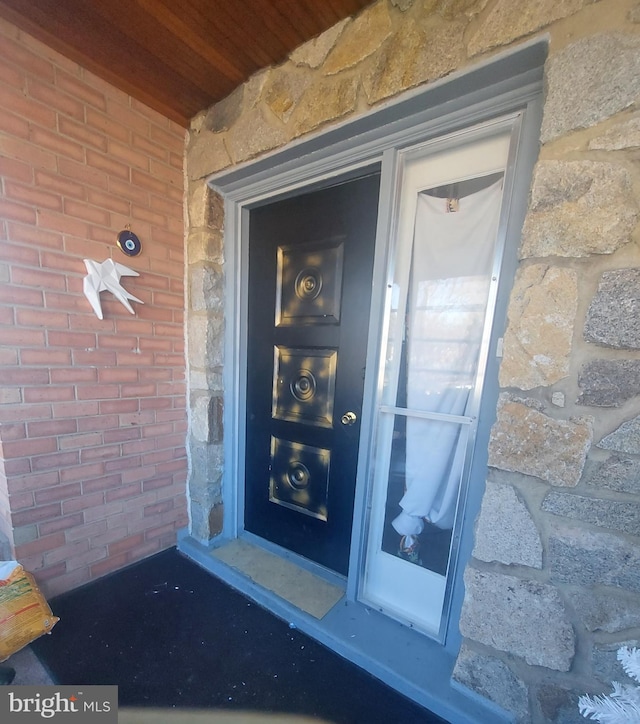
210, 539, 344, 619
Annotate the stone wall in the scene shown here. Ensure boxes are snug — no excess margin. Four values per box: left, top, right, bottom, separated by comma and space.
185, 1, 640, 721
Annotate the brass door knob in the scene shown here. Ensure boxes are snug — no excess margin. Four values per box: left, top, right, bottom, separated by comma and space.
341, 411, 357, 426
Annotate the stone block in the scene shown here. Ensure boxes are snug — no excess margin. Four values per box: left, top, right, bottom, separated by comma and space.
189, 439, 224, 480
542, 490, 640, 536
187, 179, 224, 231
566, 588, 640, 634
592, 639, 640, 685
549, 523, 640, 592
468, 0, 587, 57
189, 500, 212, 541
290, 75, 359, 138
227, 107, 288, 163
187, 183, 212, 228
472, 480, 543, 568
499, 265, 577, 389
578, 359, 640, 407
208, 503, 224, 538
589, 113, 640, 150
584, 270, 640, 350
187, 314, 224, 370
210, 195, 225, 232
322, 2, 392, 74
468, 0, 591, 56
210, 397, 224, 443
552, 392, 566, 408
187, 129, 232, 180
188, 366, 224, 393
190, 263, 224, 312
263, 68, 312, 124
208, 190, 224, 233
582, 455, 640, 495
290, 19, 349, 68
188, 439, 224, 515
362, 18, 465, 105
243, 72, 270, 112
187, 316, 208, 370
536, 685, 585, 724
187, 229, 224, 266
520, 161, 638, 258
599, 414, 640, 454
452, 644, 529, 723
541, 33, 640, 142
489, 395, 592, 487
439, 0, 489, 21
188, 440, 223, 542
205, 85, 245, 133
188, 475, 223, 510
391, 0, 417, 11
459, 568, 575, 671
190, 394, 224, 444
190, 110, 207, 134
206, 70, 267, 133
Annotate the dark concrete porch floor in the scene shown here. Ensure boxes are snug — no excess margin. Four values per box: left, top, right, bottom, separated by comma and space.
29, 547, 447, 724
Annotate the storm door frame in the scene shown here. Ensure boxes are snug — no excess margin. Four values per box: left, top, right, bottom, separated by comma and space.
207, 38, 546, 648
362, 118, 519, 642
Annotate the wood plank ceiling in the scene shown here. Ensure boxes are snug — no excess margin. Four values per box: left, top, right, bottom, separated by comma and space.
0, 0, 372, 126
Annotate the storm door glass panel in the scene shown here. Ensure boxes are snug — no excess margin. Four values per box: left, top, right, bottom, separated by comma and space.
362, 127, 512, 638
395, 179, 502, 537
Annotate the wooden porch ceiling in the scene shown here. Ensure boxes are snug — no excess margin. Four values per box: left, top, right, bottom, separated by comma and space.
0, 0, 372, 127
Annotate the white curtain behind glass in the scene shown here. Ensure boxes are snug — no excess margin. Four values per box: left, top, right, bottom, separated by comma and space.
392, 178, 503, 537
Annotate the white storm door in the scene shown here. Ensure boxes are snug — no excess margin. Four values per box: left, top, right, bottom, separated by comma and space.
362, 122, 514, 639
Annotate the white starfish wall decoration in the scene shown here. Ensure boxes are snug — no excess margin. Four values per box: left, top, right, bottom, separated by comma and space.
83, 258, 144, 320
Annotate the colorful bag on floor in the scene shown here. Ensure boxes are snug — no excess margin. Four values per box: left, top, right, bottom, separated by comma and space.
0, 561, 59, 662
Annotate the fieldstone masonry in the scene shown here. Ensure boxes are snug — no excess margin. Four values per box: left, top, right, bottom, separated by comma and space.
186, 182, 226, 540
542, 490, 640, 536
582, 454, 640, 494
453, 644, 530, 724
577, 359, 640, 407
548, 524, 640, 593
540, 32, 640, 142
361, 17, 466, 104
460, 569, 576, 671
472, 479, 543, 567
588, 112, 640, 150
592, 638, 640, 686
519, 161, 638, 258
584, 269, 640, 349
467, 0, 594, 57
488, 395, 592, 487
598, 414, 640, 454
499, 264, 577, 389
566, 588, 640, 634
185, 1, 640, 721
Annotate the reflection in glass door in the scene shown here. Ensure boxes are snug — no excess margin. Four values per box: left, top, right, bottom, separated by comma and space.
362, 123, 515, 638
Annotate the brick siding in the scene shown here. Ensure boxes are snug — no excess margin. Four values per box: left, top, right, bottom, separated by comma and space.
0, 18, 188, 596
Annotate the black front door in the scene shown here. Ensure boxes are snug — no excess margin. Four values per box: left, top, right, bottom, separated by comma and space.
245, 172, 381, 575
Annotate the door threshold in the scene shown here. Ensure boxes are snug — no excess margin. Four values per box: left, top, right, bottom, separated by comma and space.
178, 530, 511, 724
